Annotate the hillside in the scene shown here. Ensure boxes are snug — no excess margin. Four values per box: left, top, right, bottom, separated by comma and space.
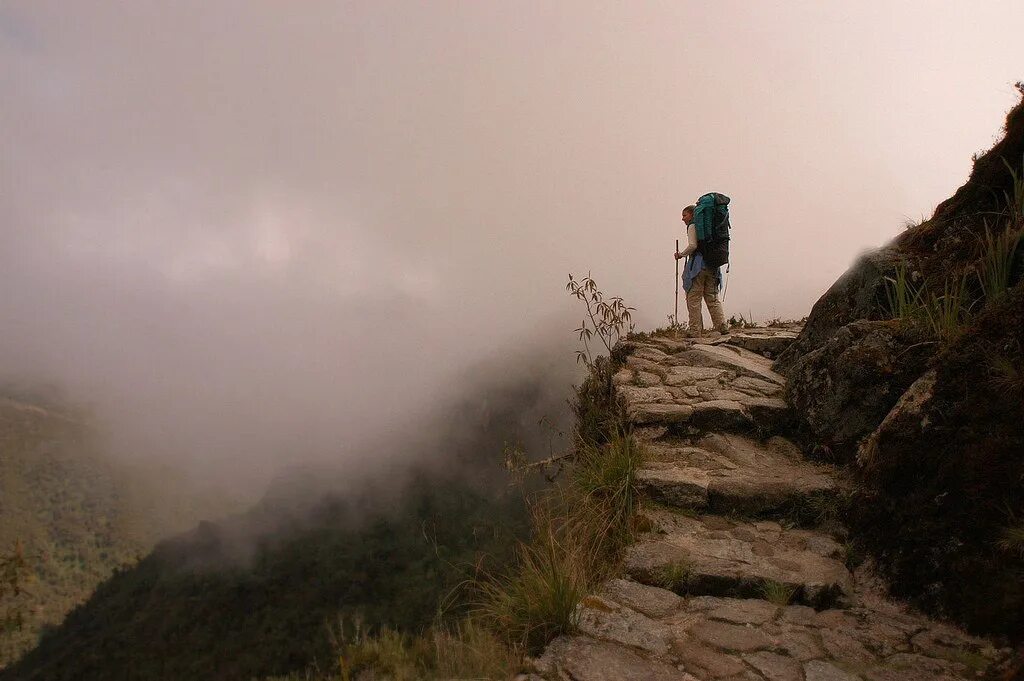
0, 391, 238, 666
1, 368, 569, 680
5, 476, 526, 681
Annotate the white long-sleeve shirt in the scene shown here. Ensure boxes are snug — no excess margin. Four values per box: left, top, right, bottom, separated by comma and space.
679, 224, 698, 257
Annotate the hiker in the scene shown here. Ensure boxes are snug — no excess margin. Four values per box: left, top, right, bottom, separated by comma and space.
675, 198, 729, 336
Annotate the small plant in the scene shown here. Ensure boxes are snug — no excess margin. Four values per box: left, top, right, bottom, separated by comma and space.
977, 221, 1024, 304
654, 561, 693, 594
996, 522, 1024, 559
987, 349, 1024, 399
324, 616, 515, 681
886, 264, 973, 341
759, 579, 796, 606
785, 492, 844, 531
566, 273, 635, 372
842, 541, 866, 570
476, 518, 592, 654
1003, 154, 1024, 224
921, 273, 972, 340
429, 619, 519, 679
570, 431, 646, 556
332, 619, 423, 681
727, 313, 757, 329
884, 264, 925, 321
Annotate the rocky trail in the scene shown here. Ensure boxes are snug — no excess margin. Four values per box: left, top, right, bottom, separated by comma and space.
526, 328, 1011, 681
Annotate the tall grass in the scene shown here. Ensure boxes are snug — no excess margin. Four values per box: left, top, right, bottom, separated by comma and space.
477, 431, 645, 653
977, 221, 1024, 304
263, 616, 518, 681
988, 351, 1024, 398
570, 431, 644, 554
884, 264, 924, 321
1004, 155, 1024, 224
885, 263, 973, 341
921, 273, 972, 340
475, 516, 593, 654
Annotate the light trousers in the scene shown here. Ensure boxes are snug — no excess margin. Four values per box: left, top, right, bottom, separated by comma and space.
686, 269, 726, 334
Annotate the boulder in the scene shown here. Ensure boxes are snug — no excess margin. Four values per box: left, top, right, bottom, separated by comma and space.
775, 248, 901, 375
783, 320, 932, 462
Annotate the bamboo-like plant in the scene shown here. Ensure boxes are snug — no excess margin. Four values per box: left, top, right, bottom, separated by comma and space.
566, 273, 635, 371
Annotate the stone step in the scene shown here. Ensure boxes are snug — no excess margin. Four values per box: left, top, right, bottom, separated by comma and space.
669, 343, 787, 385
625, 510, 853, 609
636, 433, 837, 517
614, 348, 792, 434
531, 579, 1006, 681
724, 329, 798, 360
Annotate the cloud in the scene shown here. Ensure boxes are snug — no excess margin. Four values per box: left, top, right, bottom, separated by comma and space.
2, 1, 1022, 495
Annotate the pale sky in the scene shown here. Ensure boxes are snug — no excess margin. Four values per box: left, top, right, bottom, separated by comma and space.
2, 1, 1022, 486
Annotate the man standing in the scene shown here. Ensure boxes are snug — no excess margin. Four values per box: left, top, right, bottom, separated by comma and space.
675, 205, 728, 336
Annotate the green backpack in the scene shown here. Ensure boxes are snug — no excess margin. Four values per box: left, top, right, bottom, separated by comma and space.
693, 192, 731, 268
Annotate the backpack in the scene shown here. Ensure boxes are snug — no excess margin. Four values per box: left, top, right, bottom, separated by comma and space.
693, 192, 731, 268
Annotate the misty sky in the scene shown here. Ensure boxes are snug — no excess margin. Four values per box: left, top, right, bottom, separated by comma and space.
2, 2, 1022, 489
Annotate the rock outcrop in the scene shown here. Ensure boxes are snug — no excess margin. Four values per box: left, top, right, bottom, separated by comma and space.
768, 93, 1024, 642
782, 320, 932, 462
527, 328, 1010, 680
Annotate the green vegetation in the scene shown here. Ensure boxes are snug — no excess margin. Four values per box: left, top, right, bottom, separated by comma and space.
262, 618, 515, 681
474, 276, 644, 655
884, 157, 1024, 343
759, 579, 796, 606
478, 432, 645, 654
988, 349, 1024, 397
977, 222, 1024, 303
997, 522, 1024, 559
0, 541, 29, 660
727, 313, 758, 329
1003, 154, 1024, 223
7, 274, 642, 678
653, 561, 693, 594
0, 393, 234, 667
5, 476, 528, 681
566, 273, 634, 447
884, 264, 972, 340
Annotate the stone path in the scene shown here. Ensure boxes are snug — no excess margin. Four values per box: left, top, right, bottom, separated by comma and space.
525, 327, 1010, 681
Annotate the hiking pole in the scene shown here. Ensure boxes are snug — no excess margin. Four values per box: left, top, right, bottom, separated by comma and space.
674, 239, 679, 326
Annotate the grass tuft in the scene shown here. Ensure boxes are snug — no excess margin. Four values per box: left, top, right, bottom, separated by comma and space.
476, 515, 592, 654
977, 221, 1024, 304
759, 579, 796, 606
987, 351, 1024, 398
996, 523, 1024, 559
477, 431, 646, 654
653, 561, 693, 594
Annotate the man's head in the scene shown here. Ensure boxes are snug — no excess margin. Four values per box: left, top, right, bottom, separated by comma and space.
681, 205, 695, 225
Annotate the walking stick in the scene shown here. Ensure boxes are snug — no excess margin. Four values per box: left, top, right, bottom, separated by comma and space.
674, 239, 679, 327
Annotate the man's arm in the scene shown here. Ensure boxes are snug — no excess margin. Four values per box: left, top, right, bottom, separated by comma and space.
675, 225, 698, 259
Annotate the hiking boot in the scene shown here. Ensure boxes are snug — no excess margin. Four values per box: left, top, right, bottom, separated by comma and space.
715, 323, 731, 335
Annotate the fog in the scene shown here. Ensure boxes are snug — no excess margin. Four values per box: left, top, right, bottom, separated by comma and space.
2, 2, 1022, 496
